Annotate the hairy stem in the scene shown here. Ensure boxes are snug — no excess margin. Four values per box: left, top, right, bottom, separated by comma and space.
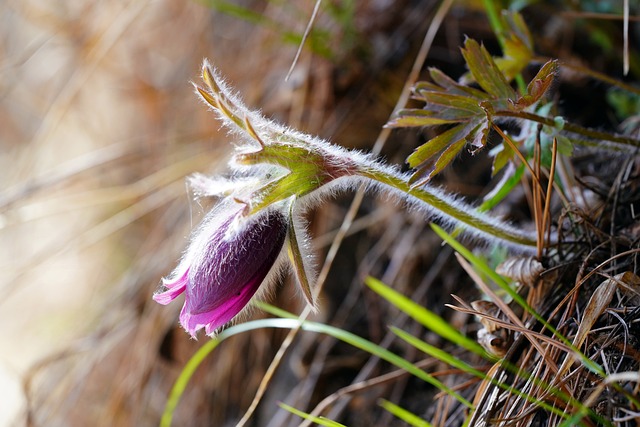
494, 109, 640, 148
355, 164, 537, 248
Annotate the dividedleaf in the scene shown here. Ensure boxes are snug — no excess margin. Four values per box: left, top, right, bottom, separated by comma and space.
461, 38, 518, 100
462, 10, 533, 86
389, 36, 557, 185
512, 59, 558, 109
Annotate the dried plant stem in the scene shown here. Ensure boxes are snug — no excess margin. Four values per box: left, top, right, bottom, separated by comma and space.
542, 138, 557, 253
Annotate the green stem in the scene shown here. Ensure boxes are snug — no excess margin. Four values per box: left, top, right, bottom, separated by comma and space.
481, 0, 526, 93
481, 0, 505, 43
494, 109, 640, 148
356, 166, 537, 248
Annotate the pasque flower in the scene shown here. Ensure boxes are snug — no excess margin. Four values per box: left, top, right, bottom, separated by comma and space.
153, 199, 288, 337
155, 59, 539, 337
193, 61, 537, 249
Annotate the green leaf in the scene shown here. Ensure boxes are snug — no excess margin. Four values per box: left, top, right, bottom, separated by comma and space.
503, 10, 533, 54
556, 135, 573, 156
426, 68, 487, 98
494, 11, 534, 82
490, 142, 515, 177
427, 138, 466, 180
460, 38, 517, 100
513, 60, 558, 109
286, 200, 315, 309
409, 120, 490, 185
407, 124, 468, 168
387, 109, 459, 127
466, 119, 490, 151
393, 35, 561, 181
418, 92, 485, 120
527, 60, 558, 102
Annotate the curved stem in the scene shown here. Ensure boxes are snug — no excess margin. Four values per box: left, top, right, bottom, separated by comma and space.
356, 165, 537, 248
494, 109, 640, 148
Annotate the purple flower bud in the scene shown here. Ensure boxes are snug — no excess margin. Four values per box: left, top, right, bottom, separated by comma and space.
154, 202, 287, 337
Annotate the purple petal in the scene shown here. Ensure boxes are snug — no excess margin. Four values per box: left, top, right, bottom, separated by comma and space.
157, 204, 288, 337
179, 272, 260, 336
153, 269, 188, 305
183, 209, 286, 334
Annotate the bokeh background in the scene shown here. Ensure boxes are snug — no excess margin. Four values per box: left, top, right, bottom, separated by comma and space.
1, 1, 637, 426
1, 1, 429, 425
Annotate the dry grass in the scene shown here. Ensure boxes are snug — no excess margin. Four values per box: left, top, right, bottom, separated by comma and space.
2, 1, 638, 426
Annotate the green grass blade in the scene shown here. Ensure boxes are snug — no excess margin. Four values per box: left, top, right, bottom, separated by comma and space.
160, 318, 302, 427
391, 327, 570, 419
365, 276, 489, 358
430, 224, 602, 375
379, 399, 432, 427
301, 324, 473, 408
391, 327, 485, 378
254, 300, 299, 319
258, 303, 473, 409
278, 402, 346, 427
478, 164, 525, 212
557, 411, 593, 427
162, 310, 474, 426
430, 225, 609, 424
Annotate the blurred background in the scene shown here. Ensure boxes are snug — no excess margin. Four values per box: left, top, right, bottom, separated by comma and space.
1, 0, 637, 426
0, 1, 426, 424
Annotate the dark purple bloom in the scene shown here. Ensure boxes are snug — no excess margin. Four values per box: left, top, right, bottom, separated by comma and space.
154, 201, 287, 337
